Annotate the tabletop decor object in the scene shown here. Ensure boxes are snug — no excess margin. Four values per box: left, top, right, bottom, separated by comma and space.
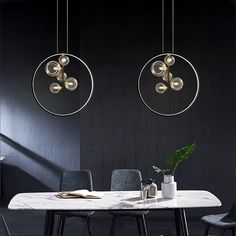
32, 0, 94, 116
138, 0, 199, 116
153, 142, 196, 198
57, 189, 104, 199
141, 178, 158, 198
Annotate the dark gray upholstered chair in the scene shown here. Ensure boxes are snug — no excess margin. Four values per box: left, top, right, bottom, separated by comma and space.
55, 170, 95, 236
201, 167, 236, 236
0, 215, 10, 236
201, 204, 236, 236
109, 169, 149, 236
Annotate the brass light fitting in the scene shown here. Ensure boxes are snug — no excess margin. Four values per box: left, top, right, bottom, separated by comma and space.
45, 54, 78, 94
151, 54, 183, 94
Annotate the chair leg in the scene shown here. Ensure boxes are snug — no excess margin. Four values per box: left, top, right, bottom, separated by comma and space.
85, 217, 92, 236
56, 217, 60, 235
59, 217, 65, 236
140, 215, 148, 236
232, 228, 235, 236
136, 216, 142, 236
221, 229, 226, 236
203, 225, 209, 236
56, 216, 63, 235
110, 215, 116, 236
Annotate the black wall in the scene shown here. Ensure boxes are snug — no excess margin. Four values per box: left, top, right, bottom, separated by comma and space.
0, 0, 236, 218
0, 0, 81, 203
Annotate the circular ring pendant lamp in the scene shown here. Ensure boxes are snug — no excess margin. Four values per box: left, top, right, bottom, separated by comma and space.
138, 0, 199, 117
32, 0, 94, 117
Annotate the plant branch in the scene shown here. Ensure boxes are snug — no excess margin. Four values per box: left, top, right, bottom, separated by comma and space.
172, 162, 179, 176
152, 142, 196, 177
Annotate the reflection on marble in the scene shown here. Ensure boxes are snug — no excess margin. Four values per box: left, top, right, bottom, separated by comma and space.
8, 191, 221, 211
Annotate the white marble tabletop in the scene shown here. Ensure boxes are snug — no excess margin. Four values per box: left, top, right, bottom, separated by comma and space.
8, 190, 221, 211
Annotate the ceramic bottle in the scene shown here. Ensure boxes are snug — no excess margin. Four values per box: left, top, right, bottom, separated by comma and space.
161, 175, 177, 199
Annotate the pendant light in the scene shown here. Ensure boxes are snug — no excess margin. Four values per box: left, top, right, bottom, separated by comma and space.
45, 54, 78, 94
138, 0, 199, 117
32, 0, 94, 117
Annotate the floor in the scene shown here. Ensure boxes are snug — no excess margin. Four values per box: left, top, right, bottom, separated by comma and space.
0, 208, 227, 236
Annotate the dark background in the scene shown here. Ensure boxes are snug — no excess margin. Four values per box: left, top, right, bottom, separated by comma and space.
0, 0, 235, 221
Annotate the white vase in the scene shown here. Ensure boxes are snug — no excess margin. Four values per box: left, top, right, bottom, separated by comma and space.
161, 175, 177, 199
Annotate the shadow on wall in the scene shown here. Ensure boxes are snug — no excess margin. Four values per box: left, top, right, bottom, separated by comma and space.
0, 133, 64, 206
0, 133, 63, 177
1, 164, 52, 206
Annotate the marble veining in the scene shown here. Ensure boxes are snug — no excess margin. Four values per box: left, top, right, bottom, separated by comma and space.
8, 190, 221, 211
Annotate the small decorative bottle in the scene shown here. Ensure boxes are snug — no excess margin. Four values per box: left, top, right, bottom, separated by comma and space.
161, 175, 177, 199
146, 178, 158, 198
140, 180, 149, 200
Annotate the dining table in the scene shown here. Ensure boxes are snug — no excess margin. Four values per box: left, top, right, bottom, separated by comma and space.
8, 190, 221, 236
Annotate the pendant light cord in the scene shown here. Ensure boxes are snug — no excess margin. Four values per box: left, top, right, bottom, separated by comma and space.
162, 0, 164, 53
56, 0, 69, 53
162, 0, 175, 53
172, 0, 175, 53
66, 0, 69, 53
56, 0, 59, 53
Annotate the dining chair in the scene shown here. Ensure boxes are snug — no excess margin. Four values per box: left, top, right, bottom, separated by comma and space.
201, 203, 236, 236
109, 169, 149, 236
0, 215, 10, 236
55, 170, 95, 236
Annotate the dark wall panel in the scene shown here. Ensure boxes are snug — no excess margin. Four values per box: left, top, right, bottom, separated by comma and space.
0, 1, 80, 204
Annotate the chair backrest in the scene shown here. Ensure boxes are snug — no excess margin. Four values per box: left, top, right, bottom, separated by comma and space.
60, 170, 93, 191
110, 169, 142, 191
227, 167, 236, 216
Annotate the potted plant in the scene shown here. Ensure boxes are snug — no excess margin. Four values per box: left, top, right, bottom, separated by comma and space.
153, 142, 196, 198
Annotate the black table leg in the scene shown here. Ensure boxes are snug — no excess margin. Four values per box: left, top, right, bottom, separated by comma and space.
44, 210, 55, 236
180, 208, 189, 236
174, 209, 181, 236
174, 208, 189, 236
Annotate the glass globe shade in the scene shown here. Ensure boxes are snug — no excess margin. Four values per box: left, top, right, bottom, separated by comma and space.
155, 83, 168, 94
59, 54, 70, 66
170, 77, 184, 91
162, 72, 173, 82
151, 61, 167, 77
164, 54, 175, 66
57, 72, 67, 82
50, 83, 62, 94
64, 77, 78, 91
45, 61, 61, 77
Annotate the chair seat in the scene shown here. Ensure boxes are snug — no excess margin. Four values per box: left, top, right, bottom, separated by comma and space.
109, 210, 149, 216
56, 210, 95, 218
201, 213, 236, 228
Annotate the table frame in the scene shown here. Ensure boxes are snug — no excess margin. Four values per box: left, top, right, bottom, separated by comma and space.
43, 208, 189, 236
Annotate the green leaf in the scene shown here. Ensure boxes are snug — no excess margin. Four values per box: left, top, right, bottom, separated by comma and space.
167, 143, 196, 165
152, 165, 170, 175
